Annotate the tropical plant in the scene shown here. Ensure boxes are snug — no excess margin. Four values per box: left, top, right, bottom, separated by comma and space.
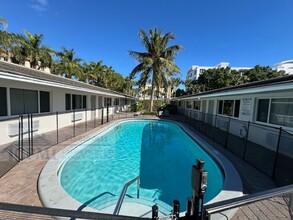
10, 30, 55, 69
52, 47, 83, 78
242, 65, 286, 82
129, 28, 183, 111
169, 77, 181, 97
0, 17, 8, 30
0, 30, 14, 61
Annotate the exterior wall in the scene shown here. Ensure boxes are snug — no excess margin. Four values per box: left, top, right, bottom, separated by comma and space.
177, 90, 293, 132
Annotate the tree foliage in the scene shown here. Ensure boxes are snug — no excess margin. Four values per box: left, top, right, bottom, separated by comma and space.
186, 65, 286, 94
129, 28, 183, 111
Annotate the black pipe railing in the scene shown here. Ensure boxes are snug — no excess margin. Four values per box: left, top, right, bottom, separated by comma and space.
175, 108, 293, 186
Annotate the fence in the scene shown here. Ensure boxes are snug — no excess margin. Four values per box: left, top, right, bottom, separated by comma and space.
177, 108, 293, 186
0, 105, 137, 177
203, 184, 293, 220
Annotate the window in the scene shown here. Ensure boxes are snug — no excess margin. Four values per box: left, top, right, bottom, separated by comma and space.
104, 97, 112, 107
269, 98, 293, 127
114, 98, 120, 106
186, 101, 192, 108
0, 87, 7, 116
218, 100, 223, 114
179, 101, 181, 107
125, 99, 128, 105
40, 91, 50, 113
66, 94, 71, 110
234, 100, 240, 117
193, 100, 201, 111
10, 88, 38, 115
218, 99, 240, 118
72, 95, 82, 109
256, 99, 269, 123
208, 100, 214, 114
83, 95, 87, 109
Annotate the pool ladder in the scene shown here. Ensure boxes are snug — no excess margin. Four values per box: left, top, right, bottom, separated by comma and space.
113, 176, 140, 215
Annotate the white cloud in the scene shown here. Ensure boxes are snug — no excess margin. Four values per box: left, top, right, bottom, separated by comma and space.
30, 0, 48, 11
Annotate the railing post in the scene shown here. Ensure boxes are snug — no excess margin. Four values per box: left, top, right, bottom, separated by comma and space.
20, 115, 23, 160
94, 109, 96, 127
137, 178, 140, 198
101, 108, 104, 125
152, 205, 158, 220
28, 114, 31, 156
224, 118, 231, 148
56, 112, 59, 144
85, 109, 87, 132
272, 127, 283, 178
243, 121, 250, 160
213, 115, 217, 141
18, 115, 21, 161
73, 110, 76, 137
107, 104, 109, 123
30, 114, 33, 155
173, 200, 180, 219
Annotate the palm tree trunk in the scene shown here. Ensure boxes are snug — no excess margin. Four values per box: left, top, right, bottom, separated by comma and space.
150, 73, 156, 112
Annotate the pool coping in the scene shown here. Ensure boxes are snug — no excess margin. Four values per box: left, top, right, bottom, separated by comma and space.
38, 118, 243, 218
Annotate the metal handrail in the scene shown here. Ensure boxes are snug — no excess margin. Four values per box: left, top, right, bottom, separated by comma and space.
203, 184, 293, 218
113, 176, 140, 215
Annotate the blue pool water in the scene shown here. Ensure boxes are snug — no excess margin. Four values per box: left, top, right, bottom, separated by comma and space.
59, 120, 223, 211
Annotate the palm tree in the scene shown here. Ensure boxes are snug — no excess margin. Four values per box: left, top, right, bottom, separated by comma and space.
169, 77, 182, 97
53, 47, 83, 79
10, 30, 55, 69
0, 17, 8, 30
129, 28, 183, 111
0, 31, 14, 61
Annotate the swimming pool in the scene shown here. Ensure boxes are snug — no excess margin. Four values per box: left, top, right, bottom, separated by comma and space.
58, 120, 223, 213
38, 119, 242, 218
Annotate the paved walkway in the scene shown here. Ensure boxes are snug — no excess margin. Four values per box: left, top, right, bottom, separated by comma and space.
0, 115, 292, 219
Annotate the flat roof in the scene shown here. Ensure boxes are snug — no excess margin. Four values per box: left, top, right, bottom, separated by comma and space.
176, 74, 293, 100
0, 61, 135, 99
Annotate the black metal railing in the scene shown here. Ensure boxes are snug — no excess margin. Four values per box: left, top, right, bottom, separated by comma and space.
0, 105, 136, 178
202, 184, 293, 220
175, 108, 293, 186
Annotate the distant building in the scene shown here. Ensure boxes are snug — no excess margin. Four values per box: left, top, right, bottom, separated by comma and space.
186, 62, 251, 81
275, 60, 293, 75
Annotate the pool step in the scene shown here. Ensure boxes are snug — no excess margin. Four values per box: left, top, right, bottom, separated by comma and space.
96, 196, 172, 218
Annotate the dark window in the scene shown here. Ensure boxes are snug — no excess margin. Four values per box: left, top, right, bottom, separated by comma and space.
0, 87, 7, 116
104, 97, 112, 107
218, 100, 223, 114
10, 88, 38, 115
66, 94, 71, 110
269, 98, 293, 127
257, 99, 270, 123
83, 95, 87, 109
40, 91, 50, 113
72, 94, 82, 109
223, 100, 234, 116
234, 100, 240, 118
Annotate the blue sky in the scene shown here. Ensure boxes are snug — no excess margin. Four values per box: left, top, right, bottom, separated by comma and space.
1, 0, 293, 81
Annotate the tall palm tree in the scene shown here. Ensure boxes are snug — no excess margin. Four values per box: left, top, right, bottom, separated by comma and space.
129, 28, 183, 111
53, 47, 83, 79
0, 31, 14, 61
11, 30, 55, 69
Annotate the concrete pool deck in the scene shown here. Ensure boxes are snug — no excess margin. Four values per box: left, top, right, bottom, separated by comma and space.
0, 115, 291, 219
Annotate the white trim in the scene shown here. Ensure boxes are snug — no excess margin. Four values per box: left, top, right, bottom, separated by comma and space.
0, 71, 125, 98
178, 82, 293, 100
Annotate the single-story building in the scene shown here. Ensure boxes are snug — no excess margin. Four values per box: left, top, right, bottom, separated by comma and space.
0, 61, 135, 145
174, 75, 293, 132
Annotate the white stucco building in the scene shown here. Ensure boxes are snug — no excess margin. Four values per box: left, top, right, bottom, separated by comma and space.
275, 60, 293, 75
186, 62, 251, 81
